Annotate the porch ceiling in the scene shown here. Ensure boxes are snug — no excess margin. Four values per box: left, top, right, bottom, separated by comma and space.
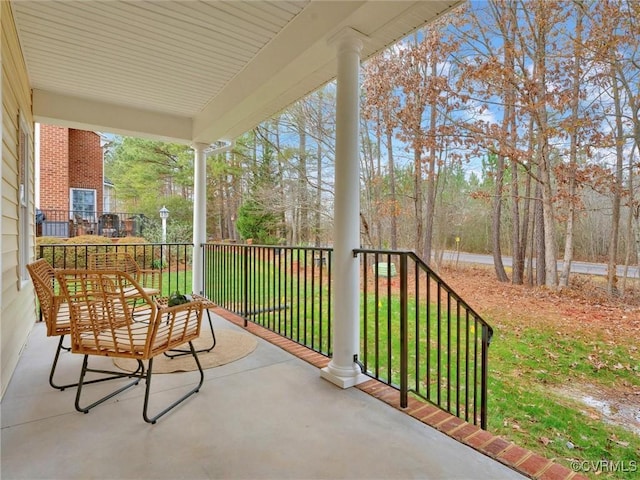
12, 0, 462, 144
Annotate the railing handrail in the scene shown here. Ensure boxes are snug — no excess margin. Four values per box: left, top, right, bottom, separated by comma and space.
354, 247, 494, 338
38, 241, 192, 247
36, 209, 149, 239
37, 208, 146, 218
354, 247, 493, 429
216, 243, 333, 252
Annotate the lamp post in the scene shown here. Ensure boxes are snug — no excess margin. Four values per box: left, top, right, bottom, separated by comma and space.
159, 206, 169, 244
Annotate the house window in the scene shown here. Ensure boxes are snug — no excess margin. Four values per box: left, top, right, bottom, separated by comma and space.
18, 113, 32, 284
70, 188, 96, 220
103, 184, 114, 213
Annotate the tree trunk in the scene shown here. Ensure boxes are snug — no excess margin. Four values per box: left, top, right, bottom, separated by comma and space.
607, 65, 625, 295
510, 157, 523, 284
423, 60, 438, 265
219, 172, 227, 239
360, 119, 376, 248
387, 128, 398, 250
315, 92, 324, 247
534, 173, 546, 286
298, 112, 309, 244
534, 1, 558, 287
414, 146, 425, 260
540, 146, 558, 287
492, 151, 509, 282
559, 175, 576, 289
622, 184, 633, 294
375, 112, 383, 249
522, 170, 533, 285
559, 4, 583, 289
503, 1, 521, 284
523, 117, 535, 285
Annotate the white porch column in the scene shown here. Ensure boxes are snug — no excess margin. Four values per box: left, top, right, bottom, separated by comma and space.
321, 28, 368, 388
191, 142, 208, 295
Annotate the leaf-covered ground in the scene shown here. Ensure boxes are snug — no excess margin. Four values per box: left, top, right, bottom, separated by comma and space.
440, 265, 640, 337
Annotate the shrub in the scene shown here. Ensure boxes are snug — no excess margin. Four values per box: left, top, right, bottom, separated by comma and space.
115, 236, 157, 268
36, 236, 67, 267
236, 198, 281, 245
62, 235, 114, 268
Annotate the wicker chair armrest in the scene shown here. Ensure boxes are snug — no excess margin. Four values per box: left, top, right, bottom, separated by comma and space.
147, 300, 203, 357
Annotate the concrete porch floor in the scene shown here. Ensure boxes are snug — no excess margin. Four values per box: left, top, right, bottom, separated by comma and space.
1, 313, 526, 480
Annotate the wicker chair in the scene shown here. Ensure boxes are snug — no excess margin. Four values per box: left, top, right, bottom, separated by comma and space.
88, 252, 162, 298
56, 269, 204, 424
26, 259, 73, 390
27, 259, 128, 391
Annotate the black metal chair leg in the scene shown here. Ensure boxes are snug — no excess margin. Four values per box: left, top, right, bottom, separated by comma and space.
75, 356, 144, 414
50, 335, 142, 391
49, 336, 73, 390
143, 342, 204, 424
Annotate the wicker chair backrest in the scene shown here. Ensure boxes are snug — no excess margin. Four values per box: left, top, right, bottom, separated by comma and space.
26, 259, 69, 337
56, 269, 201, 359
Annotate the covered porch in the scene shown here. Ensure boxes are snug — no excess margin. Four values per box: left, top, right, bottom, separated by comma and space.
1, 1, 571, 479
6, 0, 471, 393
2, 310, 525, 480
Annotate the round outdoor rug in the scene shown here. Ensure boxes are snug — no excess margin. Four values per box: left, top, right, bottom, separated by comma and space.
113, 329, 257, 374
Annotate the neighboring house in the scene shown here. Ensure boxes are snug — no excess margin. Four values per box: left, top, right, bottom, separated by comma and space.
36, 125, 138, 238
37, 125, 105, 236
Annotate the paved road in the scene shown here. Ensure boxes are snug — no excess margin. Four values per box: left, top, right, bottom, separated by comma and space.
441, 250, 640, 278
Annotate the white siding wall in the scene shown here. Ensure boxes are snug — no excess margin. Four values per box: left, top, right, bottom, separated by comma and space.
2, 1, 36, 398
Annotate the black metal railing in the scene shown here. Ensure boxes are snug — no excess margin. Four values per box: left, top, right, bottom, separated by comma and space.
355, 249, 493, 429
36, 241, 492, 427
36, 209, 148, 238
37, 242, 193, 295
202, 243, 493, 428
203, 244, 333, 355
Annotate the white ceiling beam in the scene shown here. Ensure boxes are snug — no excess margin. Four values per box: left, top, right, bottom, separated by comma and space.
32, 89, 193, 144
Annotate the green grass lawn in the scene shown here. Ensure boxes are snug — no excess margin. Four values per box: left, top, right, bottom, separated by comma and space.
160, 269, 192, 297
487, 317, 639, 478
